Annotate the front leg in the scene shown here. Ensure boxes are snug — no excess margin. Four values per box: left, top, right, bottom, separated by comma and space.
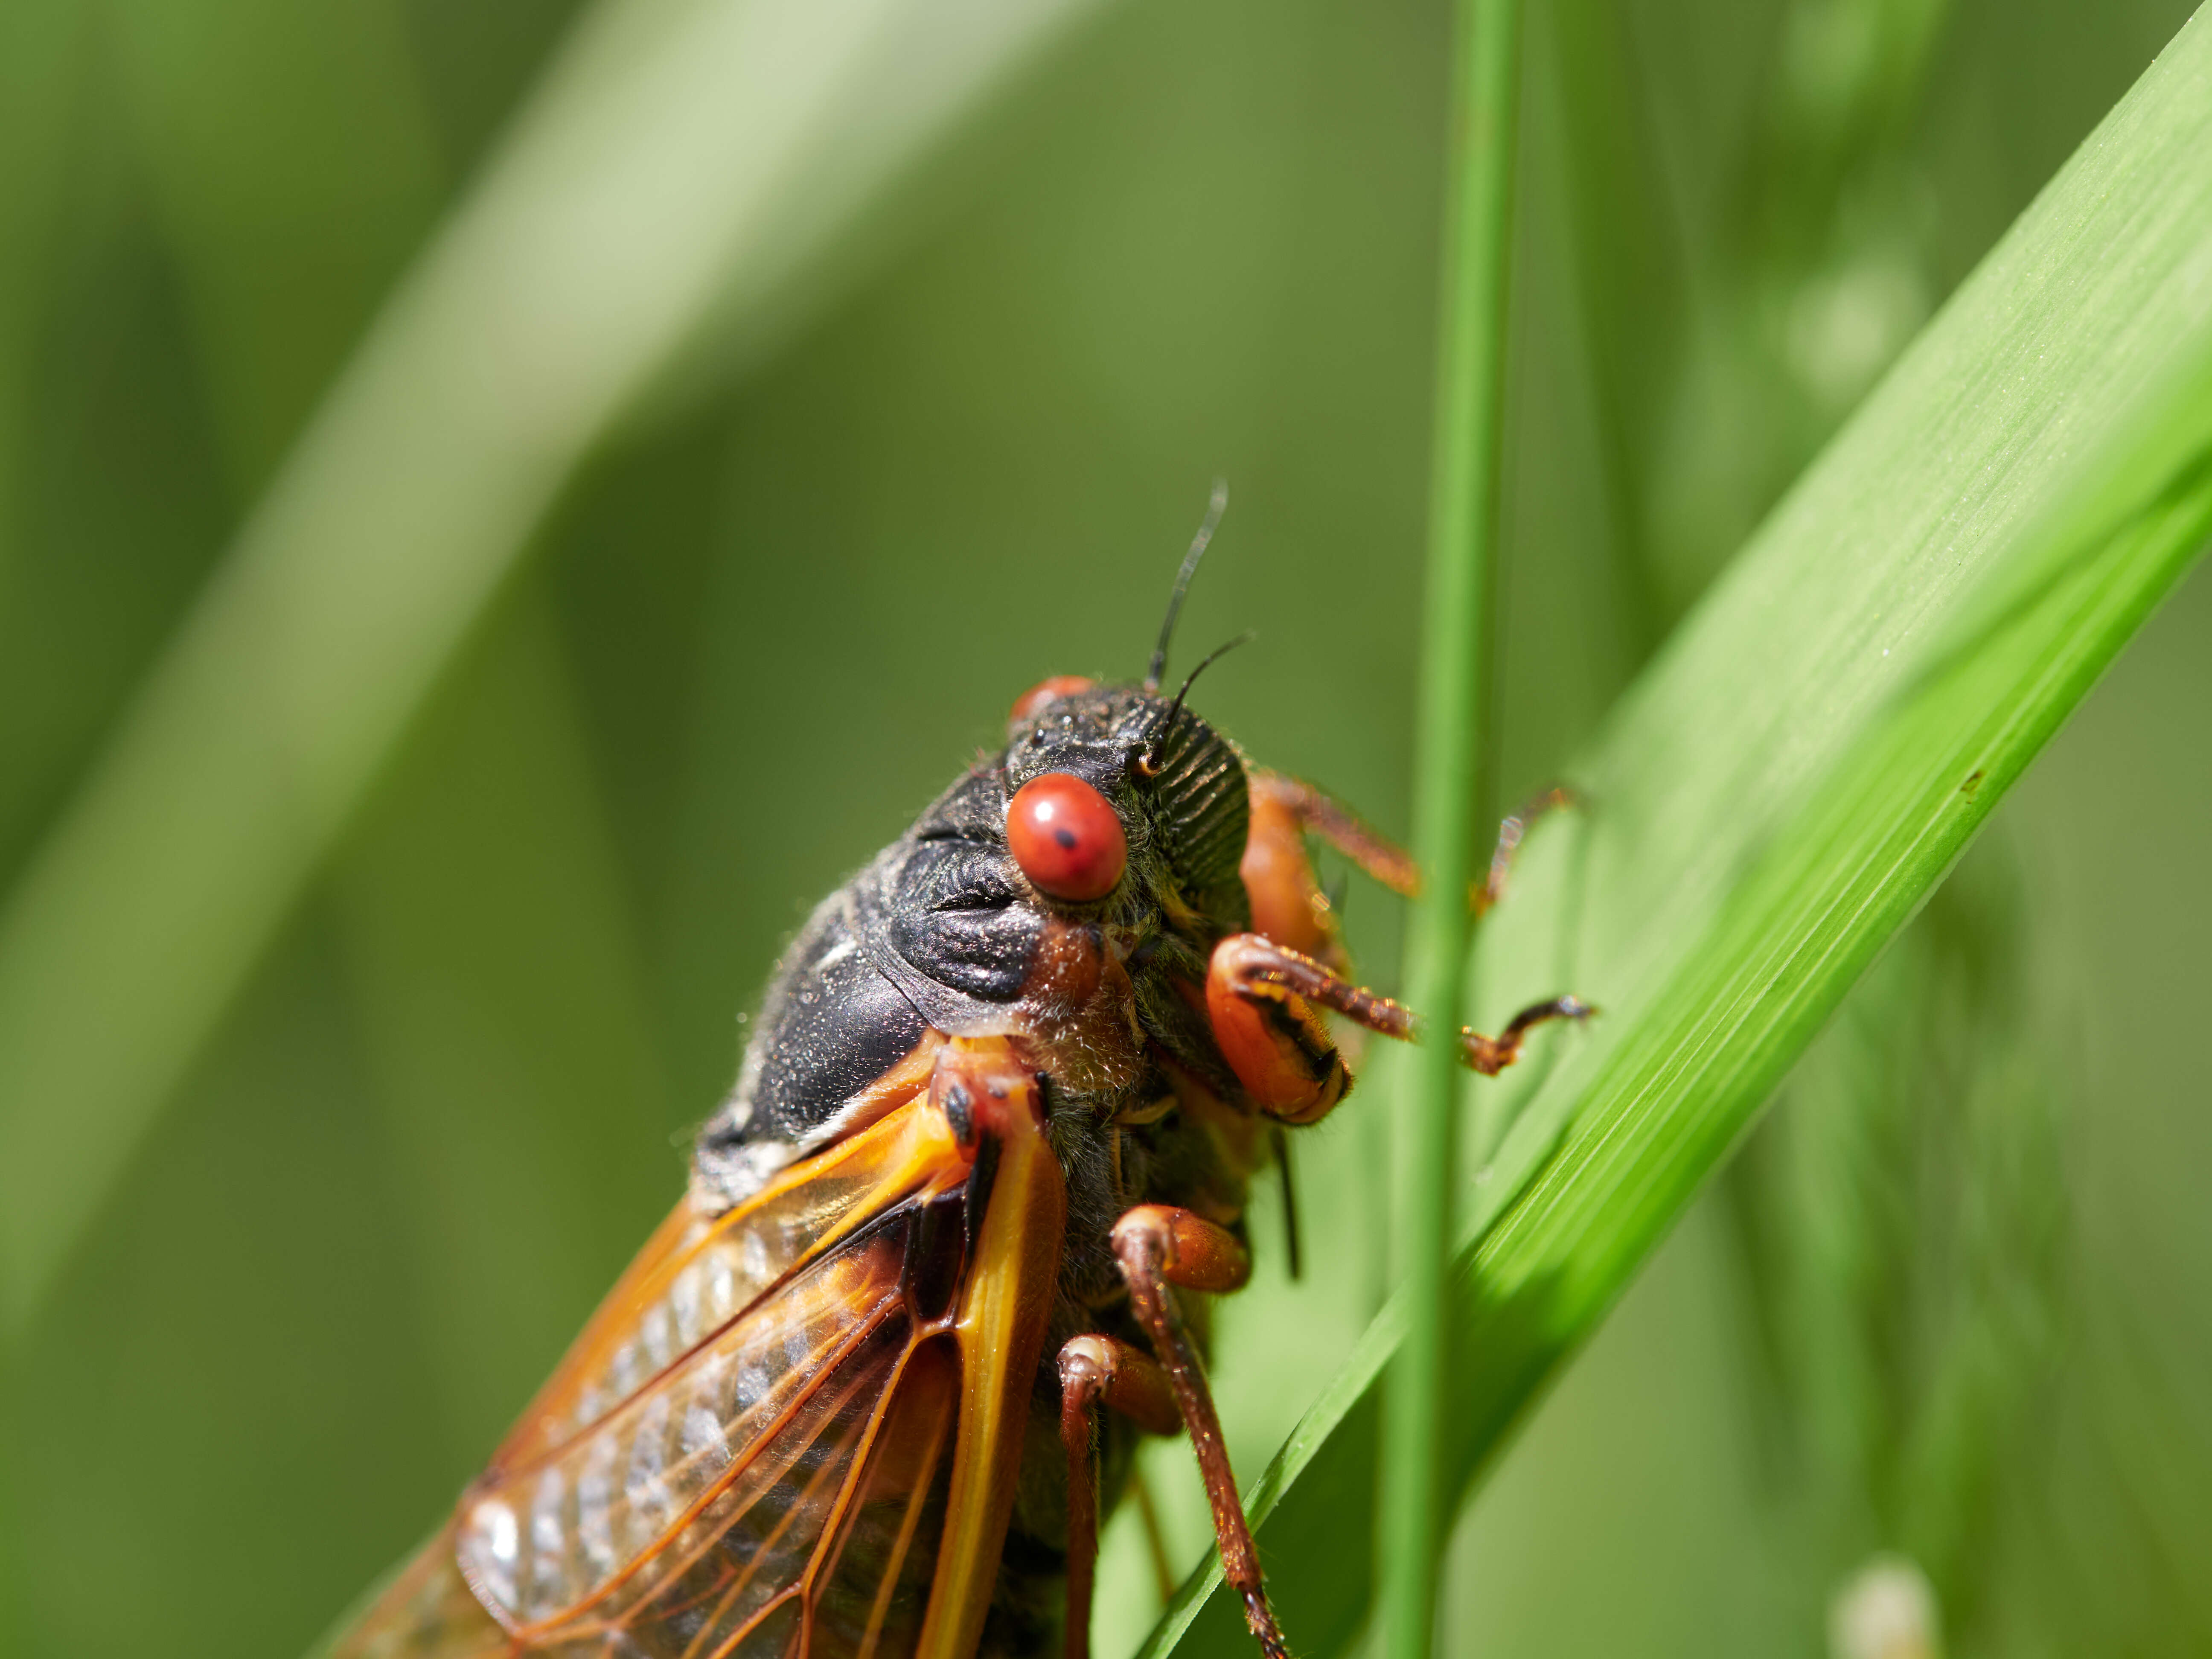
1109, 1205, 1289, 1659
1205, 932, 1592, 1124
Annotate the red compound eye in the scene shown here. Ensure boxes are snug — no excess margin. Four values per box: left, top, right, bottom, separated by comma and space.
1007, 773, 1126, 902
1009, 675, 1097, 725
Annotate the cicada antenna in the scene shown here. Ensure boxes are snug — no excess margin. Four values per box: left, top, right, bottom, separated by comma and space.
1138, 630, 1256, 776
1145, 477, 1230, 693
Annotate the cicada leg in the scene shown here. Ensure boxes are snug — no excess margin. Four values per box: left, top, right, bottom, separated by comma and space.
1057, 1335, 1179, 1659
1106, 1205, 1289, 1659
1204, 931, 1592, 1125
1245, 771, 1574, 943
1473, 785, 1574, 920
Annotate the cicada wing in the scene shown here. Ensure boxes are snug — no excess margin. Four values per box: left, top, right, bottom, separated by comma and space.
454, 1194, 972, 1659
495, 1084, 964, 1476
806, 1339, 960, 1659
318, 1529, 506, 1659
319, 1231, 966, 1659
321, 1046, 1068, 1659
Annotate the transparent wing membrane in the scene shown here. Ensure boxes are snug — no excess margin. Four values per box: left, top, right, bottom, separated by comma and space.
331, 1090, 979, 1659
496, 1090, 966, 1476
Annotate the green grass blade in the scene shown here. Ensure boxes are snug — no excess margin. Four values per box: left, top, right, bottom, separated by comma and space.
1140, 12, 2212, 1657
1386, 0, 1524, 1651
0, 0, 81, 581
0, 0, 1101, 1335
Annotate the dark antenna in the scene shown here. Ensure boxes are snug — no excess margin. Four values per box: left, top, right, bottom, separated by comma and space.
1138, 630, 1255, 775
1145, 478, 1229, 693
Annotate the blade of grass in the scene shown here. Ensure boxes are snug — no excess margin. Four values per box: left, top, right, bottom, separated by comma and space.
0, 0, 1104, 1336
1387, 0, 1525, 1653
1141, 12, 2212, 1658
100, 0, 444, 492
0, 0, 80, 592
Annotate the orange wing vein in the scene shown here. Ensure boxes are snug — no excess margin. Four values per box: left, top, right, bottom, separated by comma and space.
327, 1044, 1063, 1659
332, 1200, 961, 1659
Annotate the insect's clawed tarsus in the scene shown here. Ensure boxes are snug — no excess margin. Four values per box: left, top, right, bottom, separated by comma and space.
1457, 994, 1597, 1076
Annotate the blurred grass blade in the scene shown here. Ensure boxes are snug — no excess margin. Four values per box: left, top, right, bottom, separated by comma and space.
1143, 13, 2212, 1658
0, 0, 1103, 1334
0, 0, 81, 577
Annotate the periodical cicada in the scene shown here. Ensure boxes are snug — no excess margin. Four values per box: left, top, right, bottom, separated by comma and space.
326, 495, 1589, 1659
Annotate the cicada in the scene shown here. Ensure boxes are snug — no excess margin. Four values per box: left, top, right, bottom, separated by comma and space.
328, 501, 1587, 1659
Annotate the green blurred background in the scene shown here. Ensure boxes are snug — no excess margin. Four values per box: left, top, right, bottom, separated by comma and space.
1, 0, 2206, 1656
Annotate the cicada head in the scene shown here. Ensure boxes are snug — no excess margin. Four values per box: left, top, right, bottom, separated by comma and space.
1001, 675, 1252, 934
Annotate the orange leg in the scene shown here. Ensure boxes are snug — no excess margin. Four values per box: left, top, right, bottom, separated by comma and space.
1243, 774, 1374, 964
1247, 772, 1418, 907
1243, 772, 1573, 947
1205, 932, 1592, 1123
1058, 1336, 1180, 1659
1108, 1206, 1286, 1659
1202, 934, 1354, 1126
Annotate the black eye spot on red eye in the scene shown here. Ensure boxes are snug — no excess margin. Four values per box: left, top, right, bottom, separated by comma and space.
1006, 773, 1127, 902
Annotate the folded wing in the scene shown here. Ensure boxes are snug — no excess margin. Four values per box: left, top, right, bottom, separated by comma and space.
328, 1088, 977, 1659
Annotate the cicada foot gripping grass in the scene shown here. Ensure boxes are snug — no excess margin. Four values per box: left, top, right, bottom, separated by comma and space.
328, 510, 1591, 1659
